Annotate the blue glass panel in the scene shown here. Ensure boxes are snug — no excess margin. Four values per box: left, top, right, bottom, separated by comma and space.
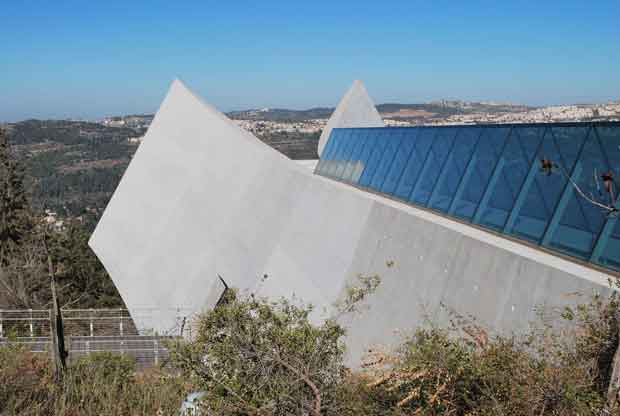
598, 220, 620, 270
369, 130, 405, 191
452, 127, 510, 220
508, 126, 588, 243
315, 123, 620, 275
333, 130, 357, 180
342, 130, 371, 183
542, 127, 612, 259
359, 130, 389, 187
393, 128, 435, 200
429, 127, 482, 213
476, 126, 545, 231
351, 131, 377, 184
591, 126, 620, 270
409, 127, 458, 206
381, 129, 418, 195
326, 130, 351, 178
322, 130, 345, 177
315, 130, 339, 175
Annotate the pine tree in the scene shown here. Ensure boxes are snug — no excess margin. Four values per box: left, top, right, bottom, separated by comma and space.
0, 128, 33, 260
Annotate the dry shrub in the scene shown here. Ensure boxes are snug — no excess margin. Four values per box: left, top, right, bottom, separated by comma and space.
0, 345, 54, 415
0, 347, 189, 416
171, 291, 349, 416
4, 289, 620, 416
361, 293, 620, 415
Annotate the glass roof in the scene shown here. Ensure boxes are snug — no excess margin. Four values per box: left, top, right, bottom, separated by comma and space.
315, 122, 620, 273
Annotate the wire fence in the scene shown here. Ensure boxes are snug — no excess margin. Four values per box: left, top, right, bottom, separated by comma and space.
0, 308, 196, 370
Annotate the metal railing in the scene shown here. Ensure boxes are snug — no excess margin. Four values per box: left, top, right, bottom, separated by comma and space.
0, 308, 196, 370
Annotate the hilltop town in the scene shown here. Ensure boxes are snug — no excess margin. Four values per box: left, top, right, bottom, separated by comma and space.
100, 100, 620, 140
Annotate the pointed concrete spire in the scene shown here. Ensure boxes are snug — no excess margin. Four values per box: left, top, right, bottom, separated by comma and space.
317, 80, 384, 156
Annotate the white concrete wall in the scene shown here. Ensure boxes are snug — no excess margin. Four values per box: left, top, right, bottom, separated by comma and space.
91, 80, 613, 363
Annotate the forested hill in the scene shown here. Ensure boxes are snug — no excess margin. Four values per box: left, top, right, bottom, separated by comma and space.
3, 120, 144, 228
0, 128, 123, 309
3, 119, 319, 227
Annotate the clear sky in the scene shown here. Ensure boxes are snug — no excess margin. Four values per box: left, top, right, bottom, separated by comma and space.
1, 0, 619, 122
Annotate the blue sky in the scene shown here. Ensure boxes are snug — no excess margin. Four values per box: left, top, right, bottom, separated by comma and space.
1, 0, 619, 121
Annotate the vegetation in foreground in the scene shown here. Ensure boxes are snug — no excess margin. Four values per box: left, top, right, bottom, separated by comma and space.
0, 348, 188, 415
3, 286, 620, 416
4, 124, 620, 414
1, 128, 124, 309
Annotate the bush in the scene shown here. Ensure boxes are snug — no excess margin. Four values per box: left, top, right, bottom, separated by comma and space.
360, 295, 620, 416
0, 347, 188, 416
171, 290, 350, 416
4, 287, 620, 415
0, 345, 54, 415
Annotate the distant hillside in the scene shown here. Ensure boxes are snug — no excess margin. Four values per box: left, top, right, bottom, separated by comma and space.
5, 119, 318, 225
228, 107, 333, 121
5, 120, 144, 227
227, 101, 534, 122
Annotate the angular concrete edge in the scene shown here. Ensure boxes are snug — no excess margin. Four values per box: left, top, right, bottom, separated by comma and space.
88, 78, 306, 332
317, 80, 384, 156
89, 80, 616, 365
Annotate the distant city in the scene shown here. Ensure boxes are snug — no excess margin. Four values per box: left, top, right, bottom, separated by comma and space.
99, 100, 620, 143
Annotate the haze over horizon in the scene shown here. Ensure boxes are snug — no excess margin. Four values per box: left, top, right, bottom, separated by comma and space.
2, 0, 619, 122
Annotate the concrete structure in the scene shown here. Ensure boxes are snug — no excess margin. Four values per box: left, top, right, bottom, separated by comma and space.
317, 80, 384, 157
91, 80, 615, 364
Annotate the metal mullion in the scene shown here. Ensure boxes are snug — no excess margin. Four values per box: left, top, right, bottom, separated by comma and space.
540, 127, 592, 246
503, 127, 549, 234
324, 130, 346, 178
590, 125, 620, 264
334, 130, 359, 180
392, 129, 421, 199
316, 129, 340, 175
351, 131, 376, 184
588, 127, 618, 260
590, 202, 620, 264
472, 127, 514, 224
406, 130, 440, 202
332, 130, 356, 179
365, 132, 391, 188
341, 131, 370, 182
377, 131, 406, 191
427, 128, 461, 208
448, 128, 485, 215
559, 127, 601, 237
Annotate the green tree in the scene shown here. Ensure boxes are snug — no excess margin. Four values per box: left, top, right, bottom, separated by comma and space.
171, 275, 381, 415
47, 220, 123, 308
0, 128, 123, 309
0, 128, 44, 308
173, 291, 353, 416
0, 128, 33, 260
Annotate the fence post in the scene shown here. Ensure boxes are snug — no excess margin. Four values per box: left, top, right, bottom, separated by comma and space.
29, 309, 34, 338
89, 309, 94, 337
119, 308, 124, 336
154, 339, 159, 366
0, 309, 3, 338
48, 309, 52, 346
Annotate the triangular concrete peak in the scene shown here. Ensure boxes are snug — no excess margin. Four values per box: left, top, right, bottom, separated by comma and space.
317, 80, 384, 157
161, 79, 293, 160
